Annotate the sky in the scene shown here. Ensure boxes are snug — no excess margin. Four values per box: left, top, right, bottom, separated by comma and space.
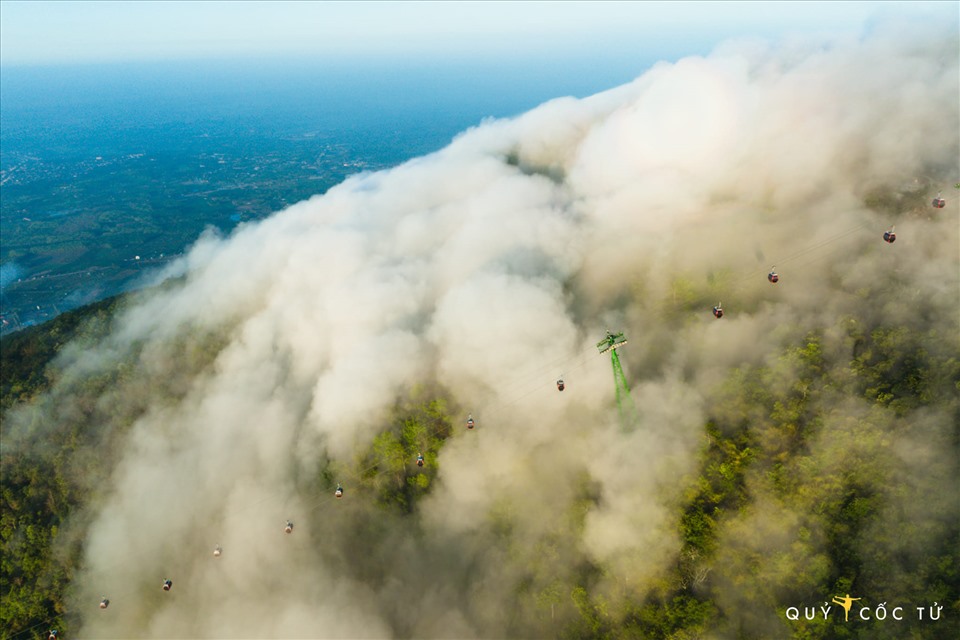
0, 1, 952, 67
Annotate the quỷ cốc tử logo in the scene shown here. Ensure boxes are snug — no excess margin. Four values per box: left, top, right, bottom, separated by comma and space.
784, 594, 944, 623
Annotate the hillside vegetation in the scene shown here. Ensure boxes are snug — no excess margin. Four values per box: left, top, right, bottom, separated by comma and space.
2, 273, 957, 639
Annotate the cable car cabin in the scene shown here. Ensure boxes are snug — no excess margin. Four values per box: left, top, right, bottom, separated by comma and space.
883, 230, 896, 243
466, 415, 475, 430
932, 197, 946, 208
416, 454, 424, 467
48, 630, 58, 640
162, 580, 172, 592
557, 379, 565, 391
213, 544, 222, 557
768, 270, 779, 283
713, 306, 724, 319
285, 520, 294, 534
100, 598, 110, 609
335, 484, 344, 499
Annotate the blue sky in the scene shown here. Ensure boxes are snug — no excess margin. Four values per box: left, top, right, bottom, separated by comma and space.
1, 1, 952, 67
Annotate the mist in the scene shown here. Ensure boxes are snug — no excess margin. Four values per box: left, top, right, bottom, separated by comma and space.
5, 17, 958, 639
0, 262, 24, 290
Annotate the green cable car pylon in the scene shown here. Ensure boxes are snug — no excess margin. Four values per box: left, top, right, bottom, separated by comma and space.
596, 330, 638, 429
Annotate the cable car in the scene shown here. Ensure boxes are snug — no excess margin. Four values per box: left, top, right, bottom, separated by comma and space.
100, 597, 110, 610
213, 544, 222, 557
48, 630, 58, 640
932, 193, 945, 208
285, 520, 294, 534
557, 378, 565, 391
335, 484, 343, 499
162, 579, 172, 592
416, 453, 424, 467
713, 303, 724, 319
883, 228, 896, 243
768, 268, 779, 283
466, 414, 475, 430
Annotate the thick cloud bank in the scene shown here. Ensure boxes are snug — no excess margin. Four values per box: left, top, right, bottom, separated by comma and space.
14, 20, 957, 639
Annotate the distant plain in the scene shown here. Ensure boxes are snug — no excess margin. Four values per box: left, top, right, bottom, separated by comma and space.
0, 55, 652, 332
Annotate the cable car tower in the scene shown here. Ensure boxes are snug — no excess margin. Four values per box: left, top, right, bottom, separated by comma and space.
597, 330, 636, 428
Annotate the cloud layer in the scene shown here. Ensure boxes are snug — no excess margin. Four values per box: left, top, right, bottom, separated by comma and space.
8, 18, 956, 639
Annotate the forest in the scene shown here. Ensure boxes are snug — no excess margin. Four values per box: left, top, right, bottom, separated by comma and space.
2, 254, 957, 638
